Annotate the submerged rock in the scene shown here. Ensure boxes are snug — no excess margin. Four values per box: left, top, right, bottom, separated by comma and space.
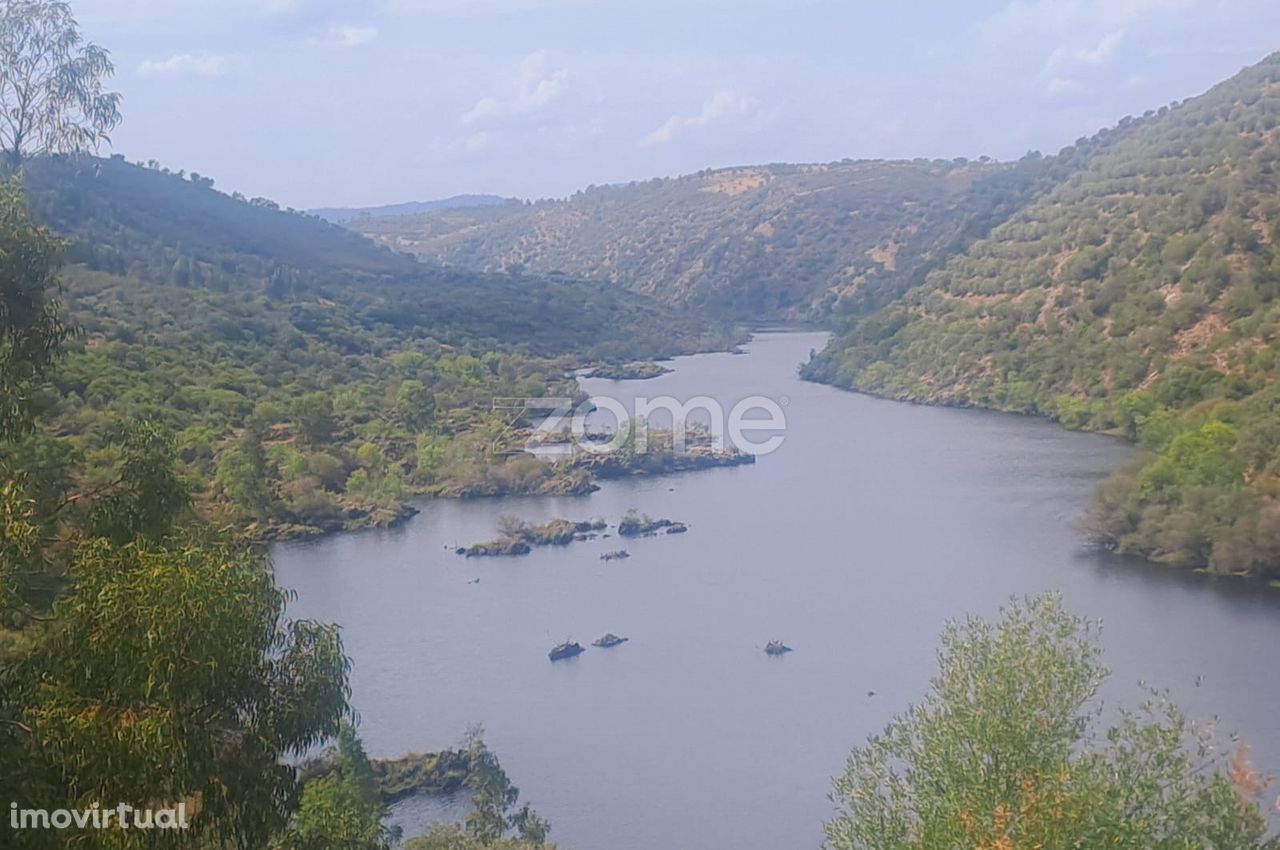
593, 633, 629, 648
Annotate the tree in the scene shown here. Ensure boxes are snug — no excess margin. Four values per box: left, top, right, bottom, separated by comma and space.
0, 0, 122, 166
2, 534, 353, 849
216, 421, 279, 520
396, 379, 436, 432
281, 727, 394, 850
295, 391, 336, 446
0, 179, 69, 438
0, 480, 43, 618
826, 594, 1271, 850
284, 773, 390, 850
462, 727, 550, 846
86, 421, 191, 543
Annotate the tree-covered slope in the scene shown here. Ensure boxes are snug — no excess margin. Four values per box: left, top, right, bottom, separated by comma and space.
20, 155, 735, 359
351, 158, 1051, 318
806, 52, 1280, 576
9, 158, 739, 538
24, 155, 419, 276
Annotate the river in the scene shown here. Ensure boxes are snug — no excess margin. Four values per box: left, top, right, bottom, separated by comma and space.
272, 330, 1280, 850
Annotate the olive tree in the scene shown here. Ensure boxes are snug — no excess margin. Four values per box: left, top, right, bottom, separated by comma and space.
826, 594, 1273, 850
0, 0, 122, 166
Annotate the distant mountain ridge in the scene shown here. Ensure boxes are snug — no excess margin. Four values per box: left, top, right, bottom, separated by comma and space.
310, 194, 512, 224
349, 159, 1057, 319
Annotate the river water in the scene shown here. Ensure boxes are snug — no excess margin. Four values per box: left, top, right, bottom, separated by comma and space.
273, 330, 1280, 850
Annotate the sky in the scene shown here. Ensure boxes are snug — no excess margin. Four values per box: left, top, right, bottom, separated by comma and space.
71, 0, 1280, 209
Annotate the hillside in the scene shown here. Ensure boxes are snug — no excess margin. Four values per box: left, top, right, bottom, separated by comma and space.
310, 194, 511, 224
351, 158, 1055, 318
10, 157, 739, 538
25, 155, 419, 277
805, 52, 1280, 577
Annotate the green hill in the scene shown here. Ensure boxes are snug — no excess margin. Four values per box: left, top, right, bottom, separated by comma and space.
11, 157, 738, 538
805, 52, 1280, 577
351, 158, 1053, 318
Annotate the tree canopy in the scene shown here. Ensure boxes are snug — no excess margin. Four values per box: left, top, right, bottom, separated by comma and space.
0, 177, 68, 437
0, 0, 122, 165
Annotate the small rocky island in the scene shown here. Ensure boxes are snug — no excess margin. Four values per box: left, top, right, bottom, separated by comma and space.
593, 633, 629, 648
458, 517, 607, 557
573, 438, 755, 480
368, 749, 473, 802
459, 513, 688, 556
618, 511, 688, 537
581, 361, 672, 380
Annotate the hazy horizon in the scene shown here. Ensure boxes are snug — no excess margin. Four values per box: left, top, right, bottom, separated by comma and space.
75, 0, 1280, 209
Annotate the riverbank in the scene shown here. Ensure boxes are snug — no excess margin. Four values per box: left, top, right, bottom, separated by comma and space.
250, 428, 752, 543
798, 349, 1279, 585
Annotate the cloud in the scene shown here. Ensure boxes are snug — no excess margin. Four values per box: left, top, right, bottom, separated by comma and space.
463, 51, 568, 125
981, 0, 1197, 40
1045, 76, 1085, 97
1045, 29, 1124, 71
1040, 29, 1124, 95
428, 131, 498, 158
138, 53, 229, 77
384, 0, 591, 14
309, 23, 379, 46
640, 91, 760, 147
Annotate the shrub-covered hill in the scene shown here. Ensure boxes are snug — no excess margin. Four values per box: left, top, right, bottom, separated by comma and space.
351, 158, 1053, 318
805, 51, 1280, 577
9, 157, 739, 538
19, 155, 736, 360
23, 154, 419, 276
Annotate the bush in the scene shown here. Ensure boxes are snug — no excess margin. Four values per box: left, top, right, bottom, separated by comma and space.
827, 594, 1270, 850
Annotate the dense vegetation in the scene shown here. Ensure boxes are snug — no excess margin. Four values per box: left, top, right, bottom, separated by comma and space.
828, 594, 1277, 849
806, 52, 1280, 577
351, 158, 1054, 318
8, 155, 738, 538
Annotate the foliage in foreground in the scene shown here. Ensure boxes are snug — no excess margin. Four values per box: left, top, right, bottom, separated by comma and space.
827, 594, 1276, 850
0, 164, 353, 849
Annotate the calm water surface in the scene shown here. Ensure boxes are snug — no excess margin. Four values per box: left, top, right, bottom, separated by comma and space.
273, 331, 1280, 850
